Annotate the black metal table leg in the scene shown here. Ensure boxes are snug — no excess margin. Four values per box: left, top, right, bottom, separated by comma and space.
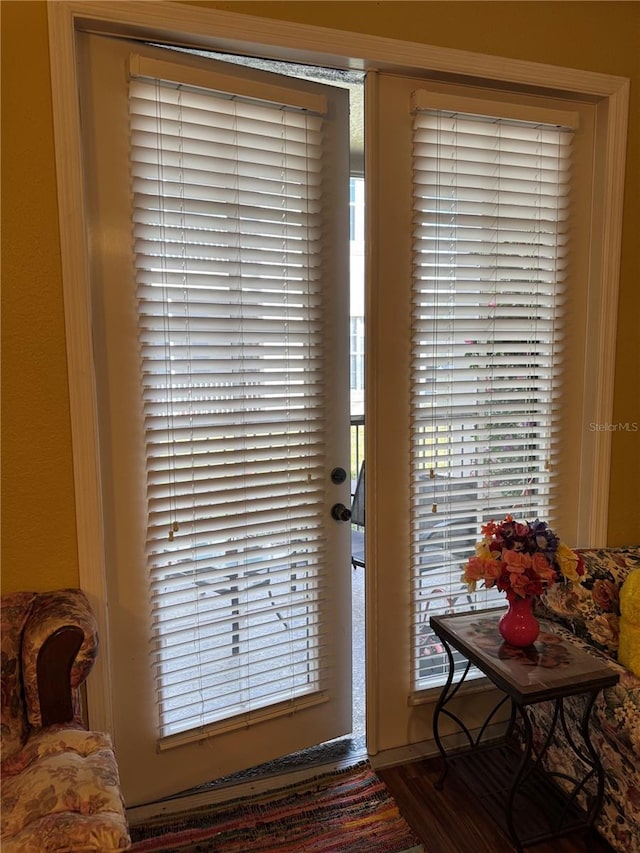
432, 637, 471, 788
432, 634, 511, 791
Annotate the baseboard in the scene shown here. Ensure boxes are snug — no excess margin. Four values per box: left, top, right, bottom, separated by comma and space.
369, 723, 507, 771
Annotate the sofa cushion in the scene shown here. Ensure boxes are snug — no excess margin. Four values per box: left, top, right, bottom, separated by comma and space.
1, 721, 98, 776
1, 812, 131, 853
536, 547, 640, 659
1, 593, 37, 761
0, 726, 130, 852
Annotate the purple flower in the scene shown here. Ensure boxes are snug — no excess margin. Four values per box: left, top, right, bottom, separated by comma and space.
529, 520, 560, 560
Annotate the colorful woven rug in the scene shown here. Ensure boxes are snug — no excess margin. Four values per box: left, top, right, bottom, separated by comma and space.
129, 761, 424, 852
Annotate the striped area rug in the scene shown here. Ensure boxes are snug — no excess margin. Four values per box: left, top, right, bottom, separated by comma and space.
129, 761, 424, 852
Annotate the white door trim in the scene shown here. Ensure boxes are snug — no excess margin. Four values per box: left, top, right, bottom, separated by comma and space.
48, 0, 629, 750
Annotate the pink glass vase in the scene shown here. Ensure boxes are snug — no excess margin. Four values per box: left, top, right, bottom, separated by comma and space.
498, 595, 540, 647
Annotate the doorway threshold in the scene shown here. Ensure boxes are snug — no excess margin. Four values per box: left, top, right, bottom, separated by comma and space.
127, 734, 368, 824
207, 732, 367, 794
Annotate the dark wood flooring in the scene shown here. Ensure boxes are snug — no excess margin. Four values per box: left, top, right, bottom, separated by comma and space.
378, 755, 616, 853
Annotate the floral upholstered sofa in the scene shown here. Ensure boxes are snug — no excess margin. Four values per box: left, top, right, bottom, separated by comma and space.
532, 546, 640, 853
1, 589, 131, 852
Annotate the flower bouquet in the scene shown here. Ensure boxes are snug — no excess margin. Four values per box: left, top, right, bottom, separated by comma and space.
462, 515, 584, 646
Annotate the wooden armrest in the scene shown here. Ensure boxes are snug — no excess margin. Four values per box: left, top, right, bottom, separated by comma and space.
37, 625, 85, 726
22, 590, 99, 728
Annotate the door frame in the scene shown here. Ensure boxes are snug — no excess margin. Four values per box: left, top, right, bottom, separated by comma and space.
48, 0, 628, 756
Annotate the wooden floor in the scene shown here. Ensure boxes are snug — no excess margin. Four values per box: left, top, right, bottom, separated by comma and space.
378, 755, 615, 853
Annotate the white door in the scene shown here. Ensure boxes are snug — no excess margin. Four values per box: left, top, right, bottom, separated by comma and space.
365, 70, 596, 757
78, 33, 352, 806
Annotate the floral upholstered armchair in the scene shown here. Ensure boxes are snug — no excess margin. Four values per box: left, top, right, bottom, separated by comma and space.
1, 589, 131, 852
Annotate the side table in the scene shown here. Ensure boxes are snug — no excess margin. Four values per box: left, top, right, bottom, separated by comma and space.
430, 609, 619, 851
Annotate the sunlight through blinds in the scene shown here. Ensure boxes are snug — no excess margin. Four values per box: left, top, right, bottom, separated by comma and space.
128, 63, 331, 741
410, 93, 575, 690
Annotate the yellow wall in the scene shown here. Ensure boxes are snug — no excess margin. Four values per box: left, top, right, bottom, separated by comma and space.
2, 0, 79, 591
2, 1, 639, 593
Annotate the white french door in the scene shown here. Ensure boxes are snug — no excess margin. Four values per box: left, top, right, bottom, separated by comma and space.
78, 33, 352, 806
366, 70, 598, 754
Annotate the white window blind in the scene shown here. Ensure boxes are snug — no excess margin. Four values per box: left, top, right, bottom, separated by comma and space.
129, 70, 330, 740
410, 95, 575, 690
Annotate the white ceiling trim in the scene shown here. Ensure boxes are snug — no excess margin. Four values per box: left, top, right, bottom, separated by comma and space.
58, 0, 628, 96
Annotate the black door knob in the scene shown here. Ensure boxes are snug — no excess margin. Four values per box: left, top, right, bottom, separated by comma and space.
331, 467, 347, 484
331, 503, 352, 522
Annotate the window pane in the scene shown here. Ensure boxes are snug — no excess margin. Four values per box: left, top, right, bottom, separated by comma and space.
411, 107, 573, 690
130, 76, 330, 737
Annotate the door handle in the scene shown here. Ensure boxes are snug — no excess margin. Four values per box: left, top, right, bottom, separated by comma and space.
331, 503, 352, 522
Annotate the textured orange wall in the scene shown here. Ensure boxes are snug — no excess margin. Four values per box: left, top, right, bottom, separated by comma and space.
2, 2, 638, 594
1, 0, 79, 592
193, 0, 639, 73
